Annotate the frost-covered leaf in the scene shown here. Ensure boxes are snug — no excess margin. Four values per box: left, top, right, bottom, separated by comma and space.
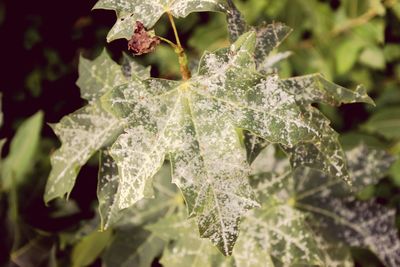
242, 199, 324, 266
45, 102, 123, 203
148, 201, 323, 267
345, 144, 395, 190
97, 149, 120, 229
282, 106, 351, 183
147, 213, 227, 267
312, 230, 354, 267
93, 0, 227, 42
297, 195, 400, 267
251, 144, 398, 266
98, 159, 178, 229
254, 22, 292, 69
282, 74, 374, 106
45, 51, 140, 203
102, 32, 330, 254
292, 153, 399, 267
226, 0, 248, 42
233, 234, 275, 267
243, 131, 269, 164
281, 73, 374, 184
77, 49, 145, 101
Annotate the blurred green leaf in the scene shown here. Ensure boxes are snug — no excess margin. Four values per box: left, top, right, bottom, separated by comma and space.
384, 44, 400, 62
1, 111, 43, 190
188, 13, 228, 53
11, 236, 55, 267
390, 157, 400, 186
71, 230, 112, 267
25, 68, 42, 97
335, 38, 365, 75
362, 107, 400, 139
359, 46, 386, 69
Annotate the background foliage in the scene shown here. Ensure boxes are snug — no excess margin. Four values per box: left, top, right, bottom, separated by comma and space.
0, 0, 399, 266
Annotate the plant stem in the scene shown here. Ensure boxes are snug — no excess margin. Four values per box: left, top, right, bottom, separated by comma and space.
331, 8, 378, 36
167, 12, 191, 80
158, 36, 178, 49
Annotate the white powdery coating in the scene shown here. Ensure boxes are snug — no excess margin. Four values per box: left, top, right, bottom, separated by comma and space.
169, 89, 259, 255
111, 126, 166, 209
194, 50, 316, 146
77, 50, 127, 101
46, 103, 121, 198
243, 203, 322, 265
317, 197, 400, 267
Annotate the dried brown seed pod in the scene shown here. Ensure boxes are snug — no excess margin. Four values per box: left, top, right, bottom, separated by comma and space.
128, 21, 160, 55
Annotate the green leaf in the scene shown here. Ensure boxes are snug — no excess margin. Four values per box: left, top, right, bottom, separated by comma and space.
335, 38, 365, 75
2, 111, 43, 190
71, 230, 112, 267
0, 93, 5, 171
103, 227, 164, 267
359, 46, 386, 70
10, 236, 55, 267
93, 0, 227, 42
362, 107, 400, 139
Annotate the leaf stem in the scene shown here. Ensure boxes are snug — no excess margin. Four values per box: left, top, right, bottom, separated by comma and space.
167, 12, 191, 80
158, 36, 178, 49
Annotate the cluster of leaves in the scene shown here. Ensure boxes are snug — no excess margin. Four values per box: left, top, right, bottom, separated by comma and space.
38, 0, 400, 266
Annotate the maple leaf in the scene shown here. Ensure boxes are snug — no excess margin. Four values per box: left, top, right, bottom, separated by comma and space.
226, 0, 373, 183
44, 50, 148, 203
101, 31, 329, 254
147, 200, 324, 267
93, 0, 227, 42
251, 144, 399, 267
